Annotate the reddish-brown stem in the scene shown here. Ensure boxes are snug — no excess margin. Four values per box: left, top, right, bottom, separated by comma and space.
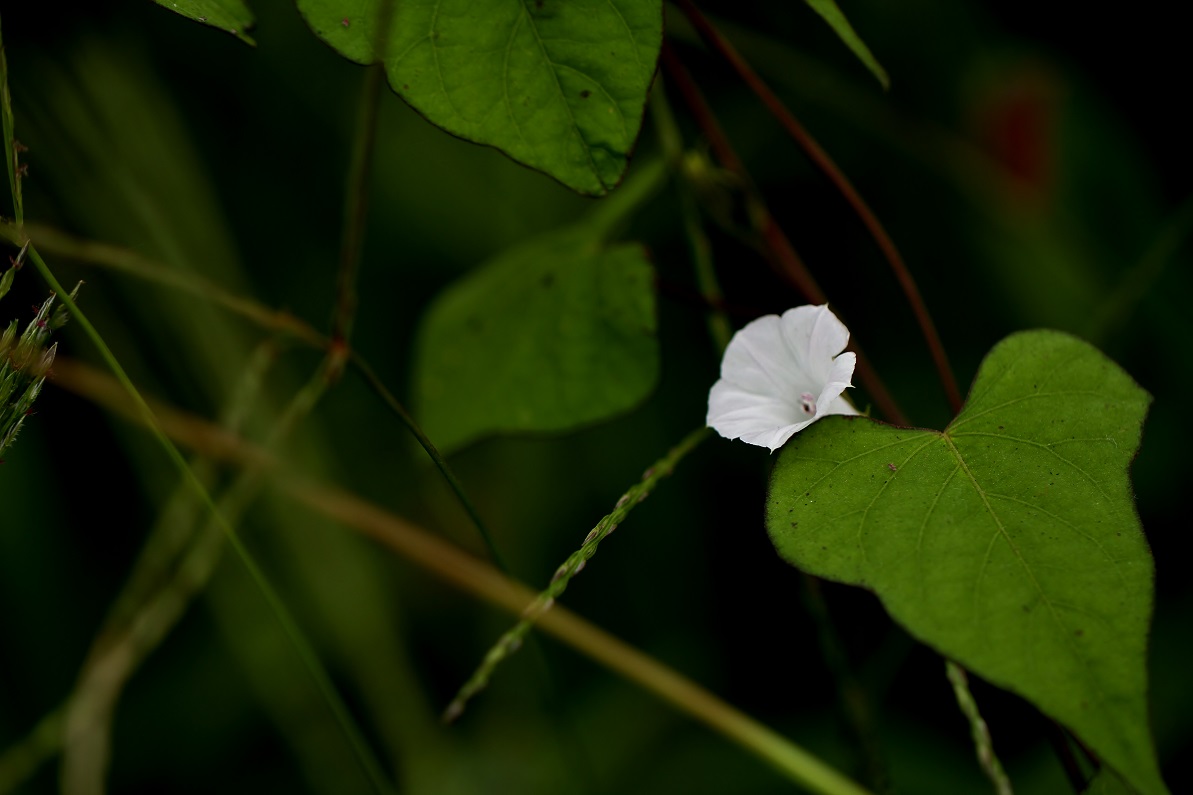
661, 44, 909, 426
674, 0, 963, 415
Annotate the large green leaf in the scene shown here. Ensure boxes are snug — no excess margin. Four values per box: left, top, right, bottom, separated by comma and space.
149, 0, 256, 45
767, 331, 1166, 795
296, 0, 662, 195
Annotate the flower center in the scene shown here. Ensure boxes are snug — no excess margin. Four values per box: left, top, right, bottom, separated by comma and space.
798, 392, 817, 417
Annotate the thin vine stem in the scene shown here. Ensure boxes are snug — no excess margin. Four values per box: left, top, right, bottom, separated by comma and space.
444, 425, 712, 721
348, 352, 511, 573
946, 660, 1013, 795
26, 246, 396, 795
660, 43, 909, 426
674, 0, 963, 415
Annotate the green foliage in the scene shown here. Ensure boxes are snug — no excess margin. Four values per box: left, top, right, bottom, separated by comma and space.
803, 0, 889, 89
148, 0, 256, 45
768, 330, 1165, 794
296, 0, 663, 195
411, 200, 660, 454
0, 281, 76, 457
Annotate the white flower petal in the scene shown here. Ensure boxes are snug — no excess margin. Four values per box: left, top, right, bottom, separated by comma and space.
707, 304, 858, 452
718, 314, 817, 397
814, 351, 857, 417
778, 305, 850, 384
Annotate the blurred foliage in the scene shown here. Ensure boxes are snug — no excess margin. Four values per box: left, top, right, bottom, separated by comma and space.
0, 2, 1190, 794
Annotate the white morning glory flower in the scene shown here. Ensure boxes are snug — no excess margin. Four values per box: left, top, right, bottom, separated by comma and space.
706, 304, 858, 452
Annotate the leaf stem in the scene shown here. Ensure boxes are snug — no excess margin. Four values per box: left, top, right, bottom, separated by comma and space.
673, 0, 962, 415
26, 246, 396, 795
659, 43, 908, 426
946, 660, 1013, 795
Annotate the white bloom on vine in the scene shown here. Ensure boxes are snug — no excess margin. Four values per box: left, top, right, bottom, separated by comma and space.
706, 304, 858, 452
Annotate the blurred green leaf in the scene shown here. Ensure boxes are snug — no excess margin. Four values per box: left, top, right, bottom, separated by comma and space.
413, 230, 658, 455
1085, 768, 1137, 794
295, 0, 662, 195
803, 0, 888, 89
767, 330, 1166, 795
149, 0, 256, 45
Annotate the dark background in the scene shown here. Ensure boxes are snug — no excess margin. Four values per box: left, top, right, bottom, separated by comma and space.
1, 2, 1189, 793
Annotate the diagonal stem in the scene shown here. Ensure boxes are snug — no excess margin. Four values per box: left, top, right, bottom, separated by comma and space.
443, 426, 711, 721
674, 0, 963, 415
946, 660, 1014, 795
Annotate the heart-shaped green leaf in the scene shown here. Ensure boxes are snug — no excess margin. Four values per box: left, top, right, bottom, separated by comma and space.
767, 330, 1166, 795
296, 0, 663, 195
412, 230, 657, 455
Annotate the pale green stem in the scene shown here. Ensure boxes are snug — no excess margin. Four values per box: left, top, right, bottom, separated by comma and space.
444, 425, 711, 720
947, 660, 1013, 795
27, 246, 396, 795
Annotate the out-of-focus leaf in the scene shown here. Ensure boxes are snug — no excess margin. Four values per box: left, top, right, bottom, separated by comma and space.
803, 0, 888, 89
413, 231, 657, 454
1084, 768, 1136, 794
767, 331, 1167, 795
295, 0, 663, 195
149, 0, 256, 45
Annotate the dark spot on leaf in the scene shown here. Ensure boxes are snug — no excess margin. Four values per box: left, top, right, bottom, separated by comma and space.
1074, 629, 1084, 637
790, 522, 798, 529
580, 90, 591, 99
541, 273, 555, 288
